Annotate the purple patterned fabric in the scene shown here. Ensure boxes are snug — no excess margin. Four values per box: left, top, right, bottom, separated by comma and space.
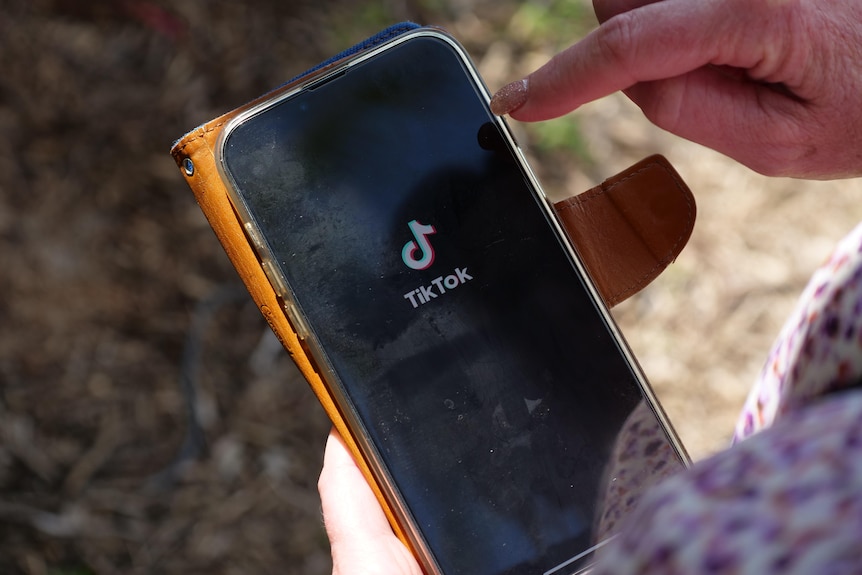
735, 223, 862, 441
594, 223, 862, 573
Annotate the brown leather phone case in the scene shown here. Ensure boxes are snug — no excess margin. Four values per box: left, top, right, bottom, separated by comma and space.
170, 27, 695, 548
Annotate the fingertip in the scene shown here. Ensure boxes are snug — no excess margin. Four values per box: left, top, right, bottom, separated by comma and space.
319, 429, 360, 499
322, 428, 348, 465
320, 429, 381, 526
490, 78, 529, 116
498, 48, 594, 122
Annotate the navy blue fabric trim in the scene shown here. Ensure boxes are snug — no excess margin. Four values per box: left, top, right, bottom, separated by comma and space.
284, 22, 422, 86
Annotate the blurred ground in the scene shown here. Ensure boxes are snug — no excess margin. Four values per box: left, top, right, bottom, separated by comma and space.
2, 1, 862, 574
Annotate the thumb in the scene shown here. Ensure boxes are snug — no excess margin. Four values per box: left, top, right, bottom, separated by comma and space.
318, 429, 423, 575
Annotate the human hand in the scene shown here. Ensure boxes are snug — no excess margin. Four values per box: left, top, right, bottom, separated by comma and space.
318, 429, 423, 575
490, 0, 862, 179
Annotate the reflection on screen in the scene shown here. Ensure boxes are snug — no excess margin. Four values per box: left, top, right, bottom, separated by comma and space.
224, 34, 685, 575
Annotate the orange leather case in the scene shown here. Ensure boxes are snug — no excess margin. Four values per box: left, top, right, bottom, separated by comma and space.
170, 41, 695, 547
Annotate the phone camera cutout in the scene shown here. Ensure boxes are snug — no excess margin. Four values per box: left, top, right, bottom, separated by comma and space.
477, 121, 504, 152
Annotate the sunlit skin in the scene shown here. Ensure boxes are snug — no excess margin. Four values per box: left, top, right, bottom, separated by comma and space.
319, 431, 423, 575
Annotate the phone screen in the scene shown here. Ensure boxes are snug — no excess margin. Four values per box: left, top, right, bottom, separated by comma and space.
222, 33, 685, 575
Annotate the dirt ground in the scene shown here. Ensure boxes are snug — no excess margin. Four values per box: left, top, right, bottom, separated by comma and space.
2, 1, 862, 574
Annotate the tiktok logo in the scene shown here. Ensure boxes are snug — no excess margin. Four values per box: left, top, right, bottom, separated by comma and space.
400, 219, 474, 308
401, 220, 437, 270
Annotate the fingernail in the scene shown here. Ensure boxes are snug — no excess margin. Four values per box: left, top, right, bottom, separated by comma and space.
490, 78, 528, 116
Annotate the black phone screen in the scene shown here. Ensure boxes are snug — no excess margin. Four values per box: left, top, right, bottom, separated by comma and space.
222, 34, 684, 575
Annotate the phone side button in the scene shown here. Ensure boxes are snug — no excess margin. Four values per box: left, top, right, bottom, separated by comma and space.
283, 301, 311, 340
261, 259, 288, 296
244, 222, 265, 251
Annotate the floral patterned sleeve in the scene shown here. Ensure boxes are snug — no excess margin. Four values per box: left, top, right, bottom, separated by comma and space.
735, 222, 862, 442
593, 223, 862, 574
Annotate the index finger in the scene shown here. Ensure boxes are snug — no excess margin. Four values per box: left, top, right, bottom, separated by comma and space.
504, 0, 722, 121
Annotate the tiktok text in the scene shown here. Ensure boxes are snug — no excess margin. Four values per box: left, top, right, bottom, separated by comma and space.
403, 267, 473, 308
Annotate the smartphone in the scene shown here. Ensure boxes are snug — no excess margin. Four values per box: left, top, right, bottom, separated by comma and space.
215, 27, 687, 575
